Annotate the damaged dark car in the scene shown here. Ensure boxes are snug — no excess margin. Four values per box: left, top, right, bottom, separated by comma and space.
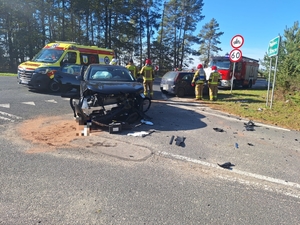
54, 64, 151, 125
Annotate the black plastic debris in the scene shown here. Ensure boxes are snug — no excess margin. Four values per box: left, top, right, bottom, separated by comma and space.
244, 120, 255, 131
213, 128, 225, 132
142, 129, 156, 137
218, 162, 235, 169
169, 135, 175, 145
247, 143, 254, 146
175, 136, 186, 147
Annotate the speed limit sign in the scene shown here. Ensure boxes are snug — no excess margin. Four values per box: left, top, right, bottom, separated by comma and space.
229, 49, 242, 62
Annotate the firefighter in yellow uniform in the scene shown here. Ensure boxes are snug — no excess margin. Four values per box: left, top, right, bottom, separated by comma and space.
191, 64, 206, 100
126, 59, 138, 79
139, 59, 154, 99
208, 65, 220, 101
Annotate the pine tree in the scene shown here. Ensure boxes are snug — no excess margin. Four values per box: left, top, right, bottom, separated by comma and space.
198, 18, 223, 67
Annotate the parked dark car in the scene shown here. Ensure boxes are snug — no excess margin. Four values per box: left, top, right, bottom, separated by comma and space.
54, 64, 151, 124
160, 71, 208, 97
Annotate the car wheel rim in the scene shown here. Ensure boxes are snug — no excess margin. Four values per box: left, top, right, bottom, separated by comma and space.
50, 81, 59, 92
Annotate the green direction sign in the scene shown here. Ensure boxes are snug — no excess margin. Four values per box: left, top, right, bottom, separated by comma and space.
267, 36, 280, 57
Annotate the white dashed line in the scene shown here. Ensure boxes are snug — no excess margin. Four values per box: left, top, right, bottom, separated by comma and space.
45, 99, 58, 103
22, 102, 36, 106
0, 103, 10, 108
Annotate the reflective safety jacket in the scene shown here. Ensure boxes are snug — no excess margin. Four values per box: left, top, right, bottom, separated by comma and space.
192, 69, 206, 84
209, 71, 220, 85
139, 65, 154, 81
126, 64, 138, 78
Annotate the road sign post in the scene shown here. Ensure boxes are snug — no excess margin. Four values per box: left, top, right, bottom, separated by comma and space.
229, 35, 244, 93
266, 36, 281, 109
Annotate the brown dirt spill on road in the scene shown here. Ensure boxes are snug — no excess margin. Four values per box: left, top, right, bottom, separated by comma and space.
16, 116, 100, 154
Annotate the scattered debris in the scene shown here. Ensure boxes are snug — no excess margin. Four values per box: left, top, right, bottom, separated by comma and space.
247, 143, 254, 146
244, 120, 256, 131
174, 136, 186, 147
218, 162, 235, 169
127, 131, 149, 137
169, 135, 175, 145
141, 119, 153, 126
257, 108, 263, 111
235, 143, 239, 148
142, 129, 156, 137
213, 128, 225, 132
127, 129, 156, 137
295, 139, 298, 141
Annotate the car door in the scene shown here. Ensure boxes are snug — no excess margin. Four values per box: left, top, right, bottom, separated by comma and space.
180, 73, 194, 96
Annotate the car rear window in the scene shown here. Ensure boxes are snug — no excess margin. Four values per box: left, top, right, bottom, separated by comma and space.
162, 71, 178, 79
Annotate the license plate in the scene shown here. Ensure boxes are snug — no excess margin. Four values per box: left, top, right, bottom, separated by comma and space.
20, 80, 28, 84
163, 84, 169, 90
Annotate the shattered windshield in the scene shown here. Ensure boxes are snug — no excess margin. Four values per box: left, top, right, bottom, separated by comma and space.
32, 49, 64, 63
209, 59, 231, 70
88, 66, 135, 81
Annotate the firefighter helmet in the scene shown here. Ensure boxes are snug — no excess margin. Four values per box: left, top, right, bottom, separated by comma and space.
145, 59, 152, 65
211, 65, 217, 71
197, 64, 203, 69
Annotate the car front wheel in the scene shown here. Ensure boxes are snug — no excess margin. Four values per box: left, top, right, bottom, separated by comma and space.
49, 80, 60, 92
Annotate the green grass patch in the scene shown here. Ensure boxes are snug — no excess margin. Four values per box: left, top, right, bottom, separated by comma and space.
205, 89, 300, 131
0, 73, 17, 77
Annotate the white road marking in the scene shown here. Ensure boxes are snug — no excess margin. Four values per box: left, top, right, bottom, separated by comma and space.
157, 151, 300, 198
0, 111, 22, 122
0, 103, 10, 108
45, 99, 57, 103
22, 102, 36, 106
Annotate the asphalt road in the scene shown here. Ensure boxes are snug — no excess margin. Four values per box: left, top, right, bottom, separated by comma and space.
0, 77, 299, 224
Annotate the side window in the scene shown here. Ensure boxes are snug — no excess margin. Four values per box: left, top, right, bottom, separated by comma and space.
63, 52, 77, 64
80, 54, 100, 65
182, 74, 191, 81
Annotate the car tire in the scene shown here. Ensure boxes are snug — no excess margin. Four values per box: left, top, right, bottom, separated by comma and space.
49, 80, 60, 92
176, 88, 185, 97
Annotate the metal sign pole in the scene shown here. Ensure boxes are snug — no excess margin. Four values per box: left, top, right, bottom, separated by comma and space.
270, 55, 278, 109
230, 62, 236, 94
266, 58, 272, 106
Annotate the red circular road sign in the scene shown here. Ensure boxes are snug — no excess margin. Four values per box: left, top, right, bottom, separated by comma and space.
229, 49, 242, 62
231, 35, 244, 49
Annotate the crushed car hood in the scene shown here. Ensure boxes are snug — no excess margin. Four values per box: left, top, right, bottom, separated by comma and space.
83, 81, 143, 95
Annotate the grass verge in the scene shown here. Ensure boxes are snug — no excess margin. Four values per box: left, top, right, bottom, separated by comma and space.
0, 73, 17, 77
203, 88, 300, 131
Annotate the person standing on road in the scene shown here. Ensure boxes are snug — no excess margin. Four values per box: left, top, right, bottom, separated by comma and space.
126, 59, 138, 79
191, 64, 206, 100
139, 59, 154, 99
208, 65, 220, 101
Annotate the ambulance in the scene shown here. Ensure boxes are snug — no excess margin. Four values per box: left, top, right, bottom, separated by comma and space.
18, 42, 115, 92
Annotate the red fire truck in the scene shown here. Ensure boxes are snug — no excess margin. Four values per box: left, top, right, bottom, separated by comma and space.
206, 55, 259, 88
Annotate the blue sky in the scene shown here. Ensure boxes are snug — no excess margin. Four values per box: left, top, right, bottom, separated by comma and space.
195, 0, 300, 62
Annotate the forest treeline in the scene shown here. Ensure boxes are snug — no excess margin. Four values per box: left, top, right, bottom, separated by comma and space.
0, 0, 222, 73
